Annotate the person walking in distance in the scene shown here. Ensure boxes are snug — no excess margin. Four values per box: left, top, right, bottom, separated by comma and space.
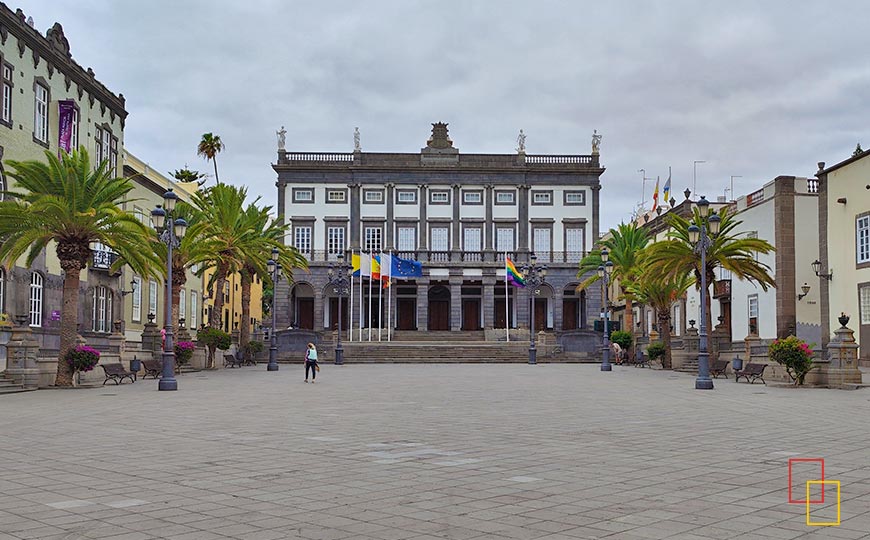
304, 343, 319, 383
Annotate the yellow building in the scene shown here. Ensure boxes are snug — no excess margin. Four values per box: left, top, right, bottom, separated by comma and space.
201, 267, 264, 337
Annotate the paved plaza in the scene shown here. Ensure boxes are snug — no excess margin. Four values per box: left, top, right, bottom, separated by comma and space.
2, 364, 870, 540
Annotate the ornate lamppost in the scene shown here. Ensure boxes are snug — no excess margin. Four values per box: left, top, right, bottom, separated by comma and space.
327, 253, 352, 365
151, 189, 187, 391
598, 250, 614, 372
521, 254, 547, 365
266, 247, 281, 372
687, 195, 721, 390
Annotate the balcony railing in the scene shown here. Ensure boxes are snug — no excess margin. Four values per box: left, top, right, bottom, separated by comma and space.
91, 249, 118, 270
299, 250, 587, 265
713, 279, 731, 299
279, 152, 353, 162
525, 155, 593, 165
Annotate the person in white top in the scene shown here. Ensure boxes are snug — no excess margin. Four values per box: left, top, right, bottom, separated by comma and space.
304, 343, 319, 383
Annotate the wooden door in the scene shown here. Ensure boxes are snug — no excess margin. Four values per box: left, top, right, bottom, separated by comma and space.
562, 299, 578, 330
462, 299, 480, 330
495, 299, 507, 328
428, 301, 449, 331
328, 298, 348, 331
534, 298, 547, 331
397, 298, 416, 330
298, 298, 314, 329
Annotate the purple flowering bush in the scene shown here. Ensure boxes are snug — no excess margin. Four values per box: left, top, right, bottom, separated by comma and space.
65, 345, 100, 373
768, 336, 815, 386
175, 341, 196, 366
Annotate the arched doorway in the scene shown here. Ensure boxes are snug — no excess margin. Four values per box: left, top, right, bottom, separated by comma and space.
290, 283, 315, 330
428, 285, 450, 331
530, 283, 554, 332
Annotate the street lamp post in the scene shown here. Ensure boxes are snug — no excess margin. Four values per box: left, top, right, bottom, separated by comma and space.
327, 253, 352, 365
151, 189, 187, 392
521, 254, 547, 365
687, 195, 721, 390
266, 248, 281, 371
598, 250, 614, 372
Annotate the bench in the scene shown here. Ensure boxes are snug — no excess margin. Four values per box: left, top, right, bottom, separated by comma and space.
141, 359, 162, 379
101, 363, 136, 385
224, 353, 243, 368
735, 363, 767, 384
710, 359, 730, 379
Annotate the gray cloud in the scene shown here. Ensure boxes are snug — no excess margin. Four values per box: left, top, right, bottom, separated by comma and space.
19, 0, 870, 228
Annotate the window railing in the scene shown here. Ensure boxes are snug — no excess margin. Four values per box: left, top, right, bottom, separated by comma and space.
807, 178, 819, 194
713, 279, 731, 299
91, 249, 118, 270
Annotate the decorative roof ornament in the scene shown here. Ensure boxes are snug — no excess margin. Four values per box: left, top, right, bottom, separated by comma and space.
427, 122, 453, 149
276, 126, 286, 151
591, 129, 602, 155
46, 22, 71, 58
354, 127, 361, 152
516, 129, 526, 154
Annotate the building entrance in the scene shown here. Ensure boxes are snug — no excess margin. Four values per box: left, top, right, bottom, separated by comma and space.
462, 299, 481, 330
428, 285, 450, 331
397, 298, 416, 330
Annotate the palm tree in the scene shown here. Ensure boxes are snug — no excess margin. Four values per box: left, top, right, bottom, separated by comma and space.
197, 133, 224, 185
629, 269, 694, 369
172, 166, 208, 187
645, 206, 776, 333
577, 222, 650, 344
154, 201, 202, 336
0, 148, 160, 386
236, 203, 306, 356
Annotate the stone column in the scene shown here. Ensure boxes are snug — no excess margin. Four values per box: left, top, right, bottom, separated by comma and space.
277, 181, 286, 228
517, 286, 530, 330
825, 317, 862, 388
451, 184, 461, 258
518, 185, 530, 259
5, 317, 40, 389
483, 276, 496, 330
553, 285, 564, 332
417, 279, 429, 331
313, 285, 324, 331
817, 164, 830, 351
449, 275, 462, 331
349, 183, 361, 249
385, 183, 395, 250
141, 314, 160, 352
591, 184, 602, 244
484, 185, 495, 262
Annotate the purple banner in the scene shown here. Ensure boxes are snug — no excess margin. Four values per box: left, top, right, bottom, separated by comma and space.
57, 100, 75, 155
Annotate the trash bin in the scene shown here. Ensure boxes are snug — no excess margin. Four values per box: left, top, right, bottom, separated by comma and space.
732, 355, 743, 372
130, 356, 141, 373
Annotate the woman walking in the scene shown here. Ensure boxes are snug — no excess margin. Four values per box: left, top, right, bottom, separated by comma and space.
304, 343, 319, 383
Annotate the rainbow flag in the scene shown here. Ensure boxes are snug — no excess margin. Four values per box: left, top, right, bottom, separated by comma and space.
505, 257, 525, 288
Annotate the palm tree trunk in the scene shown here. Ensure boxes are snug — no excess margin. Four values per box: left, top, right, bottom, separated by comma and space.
56, 264, 82, 387
239, 268, 252, 357
658, 311, 673, 369
212, 158, 220, 185
210, 262, 229, 330
623, 296, 634, 353
171, 262, 186, 336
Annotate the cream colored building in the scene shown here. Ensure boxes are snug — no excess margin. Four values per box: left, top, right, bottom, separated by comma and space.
120, 152, 201, 342
201, 267, 265, 337
816, 149, 870, 362
0, 6, 126, 352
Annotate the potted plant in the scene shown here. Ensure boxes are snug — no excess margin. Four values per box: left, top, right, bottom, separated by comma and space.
768, 336, 815, 386
196, 327, 231, 369
243, 340, 264, 364
65, 345, 100, 380
646, 341, 666, 364
838, 312, 850, 328
175, 341, 196, 369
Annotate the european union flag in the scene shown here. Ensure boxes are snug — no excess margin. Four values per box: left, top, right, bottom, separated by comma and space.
391, 255, 423, 278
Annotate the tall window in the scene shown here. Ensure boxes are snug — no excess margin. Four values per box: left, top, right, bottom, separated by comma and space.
463, 227, 481, 252
496, 227, 514, 253
533, 228, 551, 262
91, 286, 112, 333
109, 135, 118, 174
0, 267, 5, 313
566, 228, 585, 262
431, 227, 448, 252
95, 126, 103, 165
327, 226, 345, 260
1, 63, 12, 124
857, 216, 870, 264
29, 272, 43, 327
179, 289, 186, 322
397, 227, 416, 252
748, 294, 759, 336
132, 276, 142, 321
672, 303, 681, 336
364, 226, 382, 252
34, 83, 49, 143
190, 293, 198, 328
149, 280, 158, 317
294, 226, 312, 257
860, 285, 870, 325
70, 107, 79, 149
0, 167, 5, 202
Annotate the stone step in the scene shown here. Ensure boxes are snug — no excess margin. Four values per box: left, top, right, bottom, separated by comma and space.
0, 375, 26, 394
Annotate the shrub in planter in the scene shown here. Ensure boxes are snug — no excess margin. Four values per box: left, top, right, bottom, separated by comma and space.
65, 345, 100, 374
769, 336, 815, 386
196, 327, 231, 368
646, 341, 666, 362
174, 341, 196, 366
243, 340, 264, 358
610, 330, 633, 351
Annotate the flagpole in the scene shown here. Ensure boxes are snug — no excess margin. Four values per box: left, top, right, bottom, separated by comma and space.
368, 252, 373, 342
377, 252, 383, 342
348, 249, 354, 342
387, 251, 393, 342
359, 251, 364, 342
505, 253, 510, 342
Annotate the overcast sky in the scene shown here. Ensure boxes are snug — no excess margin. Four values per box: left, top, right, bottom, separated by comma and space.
18, 0, 870, 229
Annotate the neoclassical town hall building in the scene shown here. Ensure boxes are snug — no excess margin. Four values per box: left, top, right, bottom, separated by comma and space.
272, 124, 603, 344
